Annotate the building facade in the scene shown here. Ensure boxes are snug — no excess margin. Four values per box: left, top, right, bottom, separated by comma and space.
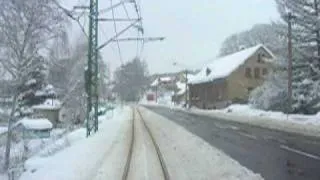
189, 44, 274, 109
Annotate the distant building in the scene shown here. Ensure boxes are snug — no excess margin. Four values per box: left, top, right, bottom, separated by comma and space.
14, 118, 53, 139
32, 99, 62, 127
188, 44, 274, 109
150, 76, 176, 87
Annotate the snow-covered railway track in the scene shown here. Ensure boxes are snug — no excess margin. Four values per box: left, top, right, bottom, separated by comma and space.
122, 107, 170, 180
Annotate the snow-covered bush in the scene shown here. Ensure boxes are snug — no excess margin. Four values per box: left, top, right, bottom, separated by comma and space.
249, 72, 288, 112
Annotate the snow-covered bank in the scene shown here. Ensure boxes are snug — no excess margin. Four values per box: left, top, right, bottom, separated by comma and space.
139, 107, 263, 180
0, 126, 7, 135
185, 104, 320, 137
219, 104, 320, 125
19, 106, 131, 180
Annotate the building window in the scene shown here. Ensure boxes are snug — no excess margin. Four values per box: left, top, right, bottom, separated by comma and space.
258, 54, 261, 63
258, 53, 265, 63
262, 68, 268, 76
206, 67, 211, 76
254, 68, 260, 78
245, 68, 252, 78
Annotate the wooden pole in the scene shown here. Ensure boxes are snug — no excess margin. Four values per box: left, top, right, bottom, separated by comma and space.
288, 12, 293, 113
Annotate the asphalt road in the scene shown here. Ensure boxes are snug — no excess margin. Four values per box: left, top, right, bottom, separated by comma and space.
145, 106, 320, 180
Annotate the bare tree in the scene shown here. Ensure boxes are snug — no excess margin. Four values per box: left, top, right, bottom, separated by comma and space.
0, 0, 66, 170
48, 38, 109, 125
48, 39, 88, 124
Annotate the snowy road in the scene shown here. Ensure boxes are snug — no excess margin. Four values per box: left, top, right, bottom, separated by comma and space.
145, 106, 320, 180
95, 106, 262, 180
125, 108, 167, 180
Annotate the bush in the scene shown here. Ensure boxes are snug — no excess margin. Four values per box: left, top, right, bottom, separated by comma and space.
249, 77, 288, 112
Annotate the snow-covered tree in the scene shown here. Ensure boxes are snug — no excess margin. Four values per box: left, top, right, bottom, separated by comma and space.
249, 70, 288, 111
219, 24, 285, 57
113, 58, 149, 102
48, 38, 109, 124
0, 0, 66, 170
17, 56, 51, 116
276, 0, 320, 114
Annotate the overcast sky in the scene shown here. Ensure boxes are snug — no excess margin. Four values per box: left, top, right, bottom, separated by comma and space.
63, 0, 279, 74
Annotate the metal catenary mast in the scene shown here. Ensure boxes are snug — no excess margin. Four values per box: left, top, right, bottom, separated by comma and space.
86, 0, 99, 136
84, 0, 164, 136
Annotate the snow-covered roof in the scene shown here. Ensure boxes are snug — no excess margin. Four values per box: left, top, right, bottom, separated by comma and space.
159, 76, 173, 82
176, 88, 186, 95
151, 79, 159, 87
186, 74, 195, 80
33, 99, 62, 110
15, 118, 53, 130
189, 44, 273, 85
176, 81, 186, 95
150, 76, 174, 87
35, 90, 46, 97
35, 84, 57, 97
176, 81, 186, 90
25, 79, 37, 86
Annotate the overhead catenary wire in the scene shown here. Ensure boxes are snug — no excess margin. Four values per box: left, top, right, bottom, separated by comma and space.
132, 0, 144, 57
135, 0, 145, 56
53, 0, 89, 38
121, 2, 140, 57
111, 0, 124, 65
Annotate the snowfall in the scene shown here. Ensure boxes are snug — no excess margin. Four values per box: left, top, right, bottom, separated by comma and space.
0, 105, 264, 180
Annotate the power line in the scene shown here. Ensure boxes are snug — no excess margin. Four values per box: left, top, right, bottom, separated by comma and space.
132, 0, 144, 57
121, 2, 130, 18
120, 1, 140, 57
137, 1, 145, 56
99, 0, 131, 14
53, 0, 89, 38
111, 0, 124, 65
97, 19, 140, 50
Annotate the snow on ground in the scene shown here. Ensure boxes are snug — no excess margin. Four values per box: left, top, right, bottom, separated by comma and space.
126, 109, 164, 180
37, 128, 86, 157
221, 104, 320, 125
0, 174, 8, 180
139, 107, 263, 180
143, 102, 320, 137
0, 126, 7, 135
92, 116, 131, 180
19, 106, 131, 180
187, 104, 320, 137
0, 128, 67, 165
14, 118, 53, 130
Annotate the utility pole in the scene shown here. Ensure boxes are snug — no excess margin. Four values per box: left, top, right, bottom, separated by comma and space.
83, 0, 164, 136
86, 0, 99, 136
185, 70, 188, 108
287, 12, 294, 114
173, 62, 190, 108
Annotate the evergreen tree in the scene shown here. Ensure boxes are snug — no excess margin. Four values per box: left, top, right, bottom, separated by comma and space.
276, 0, 320, 114
17, 56, 53, 116
219, 24, 285, 57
